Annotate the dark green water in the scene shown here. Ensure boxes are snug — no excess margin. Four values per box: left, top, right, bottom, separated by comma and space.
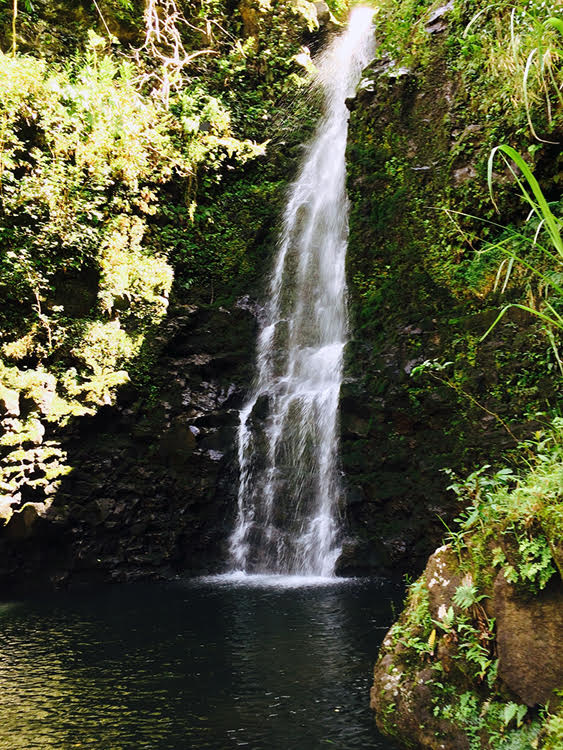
0, 576, 400, 749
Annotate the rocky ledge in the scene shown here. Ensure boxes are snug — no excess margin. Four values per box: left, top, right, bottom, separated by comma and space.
0, 298, 258, 593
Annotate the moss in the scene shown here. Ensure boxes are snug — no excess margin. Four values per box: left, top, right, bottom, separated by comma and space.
342, 0, 562, 579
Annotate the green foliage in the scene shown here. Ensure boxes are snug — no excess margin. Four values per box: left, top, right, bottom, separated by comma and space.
373, 0, 563, 135
543, 707, 563, 750
450, 418, 562, 588
481, 146, 563, 365
452, 581, 484, 610
455, 613, 495, 681
355, 2, 561, 747
432, 688, 539, 750
491, 533, 556, 593
389, 576, 434, 658
0, 0, 319, 523
381, 420, 562, 746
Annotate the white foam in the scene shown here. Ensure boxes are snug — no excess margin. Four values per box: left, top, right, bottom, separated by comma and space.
200, 572, 358, 589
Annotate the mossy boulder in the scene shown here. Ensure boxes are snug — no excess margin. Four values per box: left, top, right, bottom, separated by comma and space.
372, 425, 563, 748
372, 544, 562, 748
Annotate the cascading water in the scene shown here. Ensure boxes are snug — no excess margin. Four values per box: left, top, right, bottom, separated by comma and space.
229, 8, 375, 577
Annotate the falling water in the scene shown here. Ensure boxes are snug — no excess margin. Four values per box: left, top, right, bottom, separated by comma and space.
229, 8, 375, 577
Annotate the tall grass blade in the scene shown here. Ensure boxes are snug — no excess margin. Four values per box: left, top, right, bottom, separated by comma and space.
501, 256, 515, 294
480, 303, 563, 343
547, 61, 563, 106
488, 145, 563, 257
486, 243, 563, 296
463, 4, 496, 38
545, 17, 563, 36
522, 49, 558, 144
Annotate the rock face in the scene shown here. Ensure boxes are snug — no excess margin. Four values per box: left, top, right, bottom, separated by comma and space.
339, 0, 559, 578
494, 572, 563, 707
371, 546, 471, 750
0, 299, 257, 592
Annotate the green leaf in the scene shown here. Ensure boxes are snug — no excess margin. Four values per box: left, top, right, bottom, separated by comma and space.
503, 702, 518, 726
545, 17, 563, 36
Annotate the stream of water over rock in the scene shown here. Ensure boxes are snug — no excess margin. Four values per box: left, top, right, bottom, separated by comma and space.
229, 8, 375, 576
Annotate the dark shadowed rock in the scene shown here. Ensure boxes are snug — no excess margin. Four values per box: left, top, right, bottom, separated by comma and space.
494, 571, 563, 707
5, 503, 40, 540
158, 418, 197, 470
0, 300, 256, 592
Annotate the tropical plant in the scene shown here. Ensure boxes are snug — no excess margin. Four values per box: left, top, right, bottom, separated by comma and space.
481, 145, 563, 372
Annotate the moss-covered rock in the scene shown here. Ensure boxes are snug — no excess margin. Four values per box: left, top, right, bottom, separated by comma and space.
372, 423, 563, 748
340, 0, 561, 576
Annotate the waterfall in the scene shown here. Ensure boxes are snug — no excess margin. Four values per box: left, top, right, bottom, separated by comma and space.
229, 8, 375, 577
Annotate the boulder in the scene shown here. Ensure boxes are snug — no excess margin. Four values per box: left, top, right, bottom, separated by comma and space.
372, 653, 470, 750
494, 571, 563, 706
158, 419, 197, 471
425, 0, 455, 34
424, 544, 463, 617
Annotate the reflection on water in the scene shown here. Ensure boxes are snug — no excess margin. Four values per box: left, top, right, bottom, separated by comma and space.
0, 579, 400, 749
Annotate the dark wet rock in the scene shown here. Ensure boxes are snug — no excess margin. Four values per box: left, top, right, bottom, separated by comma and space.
158, 418, 197, 470
335, 537, 388, 575
0, 299, 255, 592
251, 394, 270, 421
388, 66, 413, 80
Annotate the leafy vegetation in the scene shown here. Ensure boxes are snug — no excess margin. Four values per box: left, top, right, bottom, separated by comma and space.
481, 145, 563, 369
447, 421, 563, 590
0, 0, 325, 520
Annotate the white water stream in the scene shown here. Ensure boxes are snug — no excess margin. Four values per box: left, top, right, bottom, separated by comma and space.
229, 8, 375, 577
